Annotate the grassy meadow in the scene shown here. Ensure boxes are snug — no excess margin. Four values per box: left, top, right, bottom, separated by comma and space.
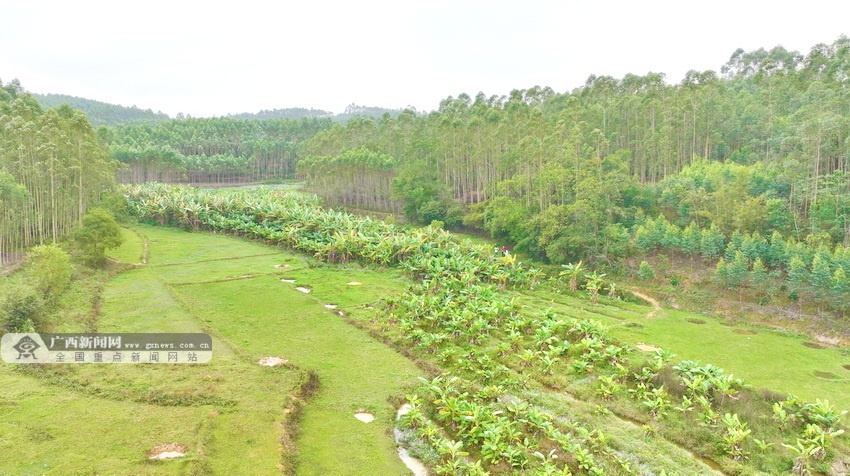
1, 225, 421, 475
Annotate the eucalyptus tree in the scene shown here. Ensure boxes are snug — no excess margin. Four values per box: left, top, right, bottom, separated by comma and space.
0, 87, 115, 262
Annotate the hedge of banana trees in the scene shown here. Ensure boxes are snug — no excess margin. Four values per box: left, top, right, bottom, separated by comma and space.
124, 183, 532, 284
124, 184, 847, 475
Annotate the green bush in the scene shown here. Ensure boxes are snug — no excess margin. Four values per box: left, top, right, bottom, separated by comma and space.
1, 282, 44, 331
75, 208, 123, 267
637, 260, 655, 280
24, 244, 71, 302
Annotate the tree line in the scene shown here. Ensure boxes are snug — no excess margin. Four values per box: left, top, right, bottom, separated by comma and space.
0, 79, 116, 266
105, 117, 332, 184
294, 37, 850, 266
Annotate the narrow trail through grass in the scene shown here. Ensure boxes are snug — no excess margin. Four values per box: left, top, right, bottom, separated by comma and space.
626, 288, 662, 318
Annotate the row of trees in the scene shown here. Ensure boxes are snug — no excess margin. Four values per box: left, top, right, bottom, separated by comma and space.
0, 80, 116, 266
295, 37, 850, 264
634, 213, 850, 313
106, 117, 332, 184
298, 147, 399, 212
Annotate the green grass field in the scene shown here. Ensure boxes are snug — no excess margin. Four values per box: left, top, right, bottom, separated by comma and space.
1, 225, 421, 475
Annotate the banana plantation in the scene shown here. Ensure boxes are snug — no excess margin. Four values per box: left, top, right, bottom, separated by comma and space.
123, 183, 850, 475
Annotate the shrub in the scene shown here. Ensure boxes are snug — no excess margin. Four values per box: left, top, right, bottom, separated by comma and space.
637, 261, 654, 280
1, 282, 44, 331
24, 244, 71, 302
75, 208, 123, 267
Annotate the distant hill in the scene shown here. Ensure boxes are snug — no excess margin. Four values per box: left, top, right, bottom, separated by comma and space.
332, 103, 409, 122
227, 107, 333, 120
229, 104, 410, 122
32, 93, 170, 127
32, 92, 409, 126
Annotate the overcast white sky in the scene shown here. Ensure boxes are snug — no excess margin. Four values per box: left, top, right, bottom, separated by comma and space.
1, 1, 848, 117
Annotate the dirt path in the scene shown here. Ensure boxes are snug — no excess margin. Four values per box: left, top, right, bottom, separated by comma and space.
628, 289, 662, 318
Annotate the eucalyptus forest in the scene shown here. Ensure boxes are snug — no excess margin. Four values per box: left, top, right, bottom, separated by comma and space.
1, 37, 850, 475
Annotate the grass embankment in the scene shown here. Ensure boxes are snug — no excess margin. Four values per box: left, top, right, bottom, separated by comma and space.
0, 224, 421, 475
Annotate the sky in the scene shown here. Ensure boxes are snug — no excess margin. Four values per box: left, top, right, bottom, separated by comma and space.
1, 0, 848, 118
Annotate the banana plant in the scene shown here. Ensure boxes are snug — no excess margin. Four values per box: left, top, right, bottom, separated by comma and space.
596, 375, 621, 401
713, 373, 744, 405
674, 395, 694, 414
696, 396, 720, 427
558, 261, 583, 291
538, 355, 561, 375
800, 423, 845, 460
720, 413, 752, 460
801, 399, 848, 430
583, 271, 606, 305
641, 386, 671, 418
782, 439, 819, 476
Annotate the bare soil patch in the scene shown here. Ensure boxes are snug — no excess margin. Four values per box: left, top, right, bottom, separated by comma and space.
354, 410, 375, 423
274, 264, 290, 268
636, 343, 660, 352
843, 364, 850, 371
733, 329, 757, 335
802, 342, 824, 350
814, 371, 839, 380
815, 334, 842, 346
686, 318, 706, 325
258, 356, 288, 366
148, 442, 187, 460
628, 289, 661, 318
830, 456, 850, 476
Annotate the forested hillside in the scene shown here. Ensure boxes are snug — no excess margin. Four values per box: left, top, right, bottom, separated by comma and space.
32, 93, 170, 127
0, 80, 115, 265
296, 38, 850, 267
226, 104, 406, 121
